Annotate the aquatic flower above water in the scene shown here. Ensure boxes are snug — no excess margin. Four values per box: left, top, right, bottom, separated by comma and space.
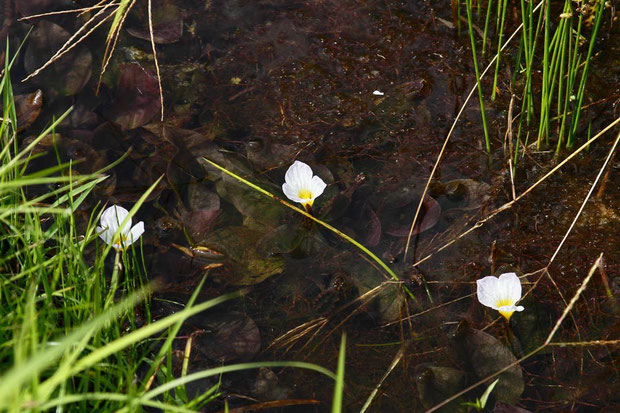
282, 160, 327, 208
97, 205, 144, 251
476, 272, 525, 321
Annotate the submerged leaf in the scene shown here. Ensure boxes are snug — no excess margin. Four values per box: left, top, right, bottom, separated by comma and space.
193, 312, 261, 362
16, 0, 64, 16
363, 205, 382, 247
256, 224, 305, 255
380, 185, 441, 236
105, 63, 161, 130
126, 0, 184, 44
431, 179, 491, 211
24, 21, 92, 96
451, 321, 525, 404
349, 260, 403, 323
203, 227, 284, 285
218, 174, 285, 226
14, 90, 43, 130
416, 366, 468, 412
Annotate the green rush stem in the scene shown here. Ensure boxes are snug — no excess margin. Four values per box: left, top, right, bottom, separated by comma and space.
202, 157, 418, 303
456, 0, 462, 37
511, 35, 524, 87
558, 13, 582, 148
519, 0, 532, 125
331, 334, 346, 413
568, 0, 605, 148
554, 2, 570, 153
544, 5, 570, 150
482, 0, 493, 56
491, 0, 508, 100
466, 0, 491, 152
537, 0, 550, 148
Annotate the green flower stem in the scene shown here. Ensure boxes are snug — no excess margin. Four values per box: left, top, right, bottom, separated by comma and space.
104, 251, 121, 309
202, 157, 417, 303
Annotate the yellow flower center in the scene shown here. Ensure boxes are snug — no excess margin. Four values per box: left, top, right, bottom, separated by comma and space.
298, 189, 314, 206
113, 234, 129, 250
496, 299, 515, 321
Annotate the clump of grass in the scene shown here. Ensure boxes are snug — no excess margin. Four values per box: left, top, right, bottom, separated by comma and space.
462, 0, 609, 161
0, 48, 341, 411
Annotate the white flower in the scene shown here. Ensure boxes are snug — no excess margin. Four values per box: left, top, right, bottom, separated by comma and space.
282, 161, 327, 208
97, 205, 144, 251
476, 272, 525, 321
373, 90, 384, 96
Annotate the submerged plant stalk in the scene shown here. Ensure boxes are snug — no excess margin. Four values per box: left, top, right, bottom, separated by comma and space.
202, 157, 417, 303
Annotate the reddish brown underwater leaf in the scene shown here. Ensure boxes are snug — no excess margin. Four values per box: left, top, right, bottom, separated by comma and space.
105, 63, 161, 131
126, 0, 184, 44
14, 90, 43, 130
24, 20, 92, 97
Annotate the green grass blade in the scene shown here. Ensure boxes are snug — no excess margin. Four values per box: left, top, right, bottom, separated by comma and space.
331, 333, 347, 413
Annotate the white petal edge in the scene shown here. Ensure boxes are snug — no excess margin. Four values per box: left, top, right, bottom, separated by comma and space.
282, 182, 306, 203
100, 205, 131, 234
97, 225, 113, 244
498, 272, 522, 303
497, 305, 525, 313
284, 161, 313, 188
126, 222, 145, 246
310, 175, 327, 197
476, 276, 500, 308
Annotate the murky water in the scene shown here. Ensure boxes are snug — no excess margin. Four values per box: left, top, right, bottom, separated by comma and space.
5, 0, 619, 411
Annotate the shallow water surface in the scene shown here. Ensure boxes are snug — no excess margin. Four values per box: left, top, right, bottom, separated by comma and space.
5, 0, 619, 411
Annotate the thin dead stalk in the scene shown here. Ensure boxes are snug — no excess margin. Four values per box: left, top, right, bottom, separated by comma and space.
97, 0, 137, 94
17, 2, 118, 21
147, 0, 164, 121
22, 2, 118, 83
359, 344, 407, 413
548, 339, 619, 347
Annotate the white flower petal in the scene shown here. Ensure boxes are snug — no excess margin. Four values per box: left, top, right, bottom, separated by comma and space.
282, 161, 328, 206
477, 273, 524, 318
476, 276, 500, 309
285, 161, 313, 189
282, 182, 305, 203
97, 225, 113, 244
100, 205, 131, 234
498, 272, 522, 303
310, 175, 327, 197
126, 222, 145, 246
98, 205, 144, 250
497, 305, 522, 313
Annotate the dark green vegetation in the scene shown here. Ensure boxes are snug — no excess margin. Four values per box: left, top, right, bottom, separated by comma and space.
1, 0, 618, 412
